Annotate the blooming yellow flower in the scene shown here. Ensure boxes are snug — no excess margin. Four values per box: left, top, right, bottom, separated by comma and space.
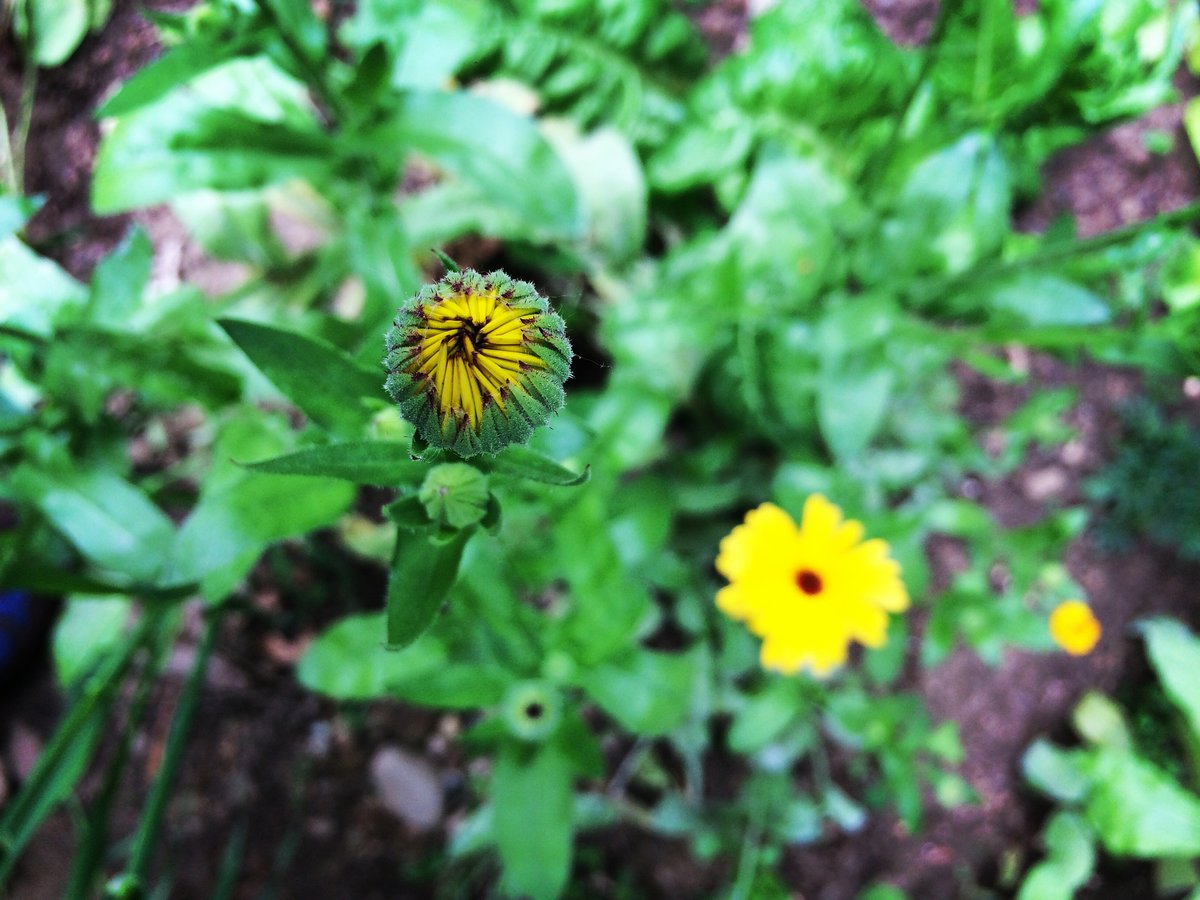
384, 269, 571, 457
716, 496, 909, 677
1049, 600, 1101, 656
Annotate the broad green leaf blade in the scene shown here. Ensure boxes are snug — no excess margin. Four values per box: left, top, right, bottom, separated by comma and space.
817, 365, 894, 462
297, 613, 508, 707
15, 0, 89, 66
92, 58, 325, 214
1140, 618, 1200, 742
984, 273, 1111, 326
87, 227, 152, 327
1017, 811, 1095, 900
219, 318, 381, 437
167, 413, 354, 599
544, 123, 647, 265
1084, 747, 1200, 858
0, 236, 87, 337
97, 40, 246, 118
52, 596, 132, 688
12, 465, 174, 583
0, 196, 42, 240
377, 90, 582, 241
728, 678, 805, 753
493, 741, 575, 900
298, 612, 442, 698
386, 529, 472, 649
481, 446, 589, 486
1021, 739, 1092, 803
575, 649, 696, 737
243, 441, 425, 485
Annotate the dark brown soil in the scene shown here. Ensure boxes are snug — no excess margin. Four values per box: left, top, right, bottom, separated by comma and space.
3, 2, 1200, 899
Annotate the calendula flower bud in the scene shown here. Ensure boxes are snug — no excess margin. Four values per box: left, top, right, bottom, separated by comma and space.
384, 269, 572, 458
418, 463, 490, 530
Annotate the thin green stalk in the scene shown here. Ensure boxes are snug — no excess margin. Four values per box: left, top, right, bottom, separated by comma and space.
728, 815, 764, 900
0, 613, 159, 885
0, 101, 18, 195
64, 623, 173, 900
12, 55, 35, 197
105, 611, 221, 899
209, 818, 249, 900
914, 199, 1200, 313
973, 0, 996, 107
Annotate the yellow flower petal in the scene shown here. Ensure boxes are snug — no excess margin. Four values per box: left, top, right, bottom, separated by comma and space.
1050, 600, 1101, 656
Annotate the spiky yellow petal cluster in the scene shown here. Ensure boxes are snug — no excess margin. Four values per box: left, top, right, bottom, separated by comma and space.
1049, 600, 1101, 656
715, 497, 909, 677
384, 269, 571, 457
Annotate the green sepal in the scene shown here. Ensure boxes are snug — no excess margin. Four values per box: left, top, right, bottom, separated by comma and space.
432, 248, 461, 273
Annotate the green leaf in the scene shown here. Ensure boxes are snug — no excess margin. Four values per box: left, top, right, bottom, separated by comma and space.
374, 89, 582, 240
51, 596, 132, 688
386, 528, 472, 649
298, 612, 436, 698
0, 236, 87, 337
817, 365, 894, 462
885, 133, 1011, 278
1073, 691, 1131, 750
493, 741, 575, 900
86, 227, 152, 327
575, 649, 696, 737
219, 318, 381, 437
544, 123, 647, 264
258, 0, 327, 62
984, 273, 1111, 326
167, 413, 354, 599
1017, 811, 1095, 900
14, 0, 90, 66
1022, 739, 1092, 803
1084, 747, 1200, 858
92, 58, 326, 214
728, 678, 805, 753
97, 40, 246, 118
242, 441, 425, 485
1140, 619, 1200, 742
297, 613, 508, 707
480, 446, 589, 486
0, 195, 42, 240
12, 465, 174, 584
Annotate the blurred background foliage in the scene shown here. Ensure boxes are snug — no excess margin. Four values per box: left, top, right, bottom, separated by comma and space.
2, 0, 1200, 896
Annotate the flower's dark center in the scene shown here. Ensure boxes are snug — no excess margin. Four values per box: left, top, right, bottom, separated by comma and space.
450, 318, 486, 359
795, 569, 823, 596
525, 702, 544, 720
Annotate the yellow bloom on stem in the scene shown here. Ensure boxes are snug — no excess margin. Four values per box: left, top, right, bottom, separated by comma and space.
715, 496, 909, 677
1049, 600, 1101, 656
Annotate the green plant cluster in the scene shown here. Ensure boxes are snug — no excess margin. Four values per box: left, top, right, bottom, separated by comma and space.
1088, 400, 1200, 560
2, 0, 1200, 896
1021, 620, 1200, 899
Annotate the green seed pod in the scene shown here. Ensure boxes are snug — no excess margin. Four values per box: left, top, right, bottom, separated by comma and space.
384, 269, 572, 458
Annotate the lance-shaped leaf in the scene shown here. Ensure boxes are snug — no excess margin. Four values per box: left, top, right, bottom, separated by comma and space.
386, 528, 473, 649
242, 440, 426, 485
220, 318, 382, 437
